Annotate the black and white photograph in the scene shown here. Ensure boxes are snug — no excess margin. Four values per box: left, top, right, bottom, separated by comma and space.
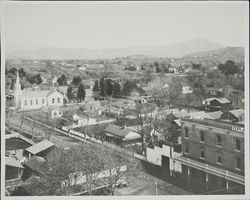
1, 1, 249, 198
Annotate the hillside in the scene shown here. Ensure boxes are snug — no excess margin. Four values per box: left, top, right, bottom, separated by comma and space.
6, 38, 225, 60
182, 47, 244, 63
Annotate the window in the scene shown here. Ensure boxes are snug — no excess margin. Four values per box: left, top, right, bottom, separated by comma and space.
58, 98, 60, 103
36, 99, 38, 104
200, 130, 205, 142
217, 155, 222, 164
30, 100, 32, 105
216, 135, 222, 146
184, 127, 189, 138
185, 146, 189, 154
52, 98, 55, 104
42, 99, 45, 104
24, 100, 27, 106
200, 150, 205, 159
236, 157, 241, 170
236, 139, 241, 151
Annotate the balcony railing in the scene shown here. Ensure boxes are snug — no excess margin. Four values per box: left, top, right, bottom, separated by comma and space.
174, 156, 244, 185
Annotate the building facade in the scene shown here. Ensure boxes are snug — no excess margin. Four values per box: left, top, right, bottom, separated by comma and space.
176, 118, 245, 193
14, 72, 64, 111
181, 118, 244, 173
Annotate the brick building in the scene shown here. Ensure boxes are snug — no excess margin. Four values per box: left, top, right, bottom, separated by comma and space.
174, 118, 244, 193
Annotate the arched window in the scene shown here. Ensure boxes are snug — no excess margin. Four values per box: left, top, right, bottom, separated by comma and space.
216, 135, 222, 146
217, 155, 222, 164
200, 130, 205, 142
200, 149, 205, 159
236, 138, 241, 151
236, 157, 241, 170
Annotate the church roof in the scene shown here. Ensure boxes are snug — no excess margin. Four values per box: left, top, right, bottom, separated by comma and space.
19, 89, 62, 99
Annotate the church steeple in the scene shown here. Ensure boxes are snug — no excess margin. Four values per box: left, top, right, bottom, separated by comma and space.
14, 70, 21, 109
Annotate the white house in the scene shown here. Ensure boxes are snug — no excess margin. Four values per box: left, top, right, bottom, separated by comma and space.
14, 71, 64, 111
72, 114, 97, 128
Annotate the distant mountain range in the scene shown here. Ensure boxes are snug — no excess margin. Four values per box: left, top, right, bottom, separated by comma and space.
182, 47, 244, 63
6, 38, 231, 60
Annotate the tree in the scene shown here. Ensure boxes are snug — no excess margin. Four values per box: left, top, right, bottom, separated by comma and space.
93, 80, 100, 92
66, 85, 73, 102
144, 69, 153, 84
26, 74, 42, 85
153, 78, 182, 108
100, 77, 106, 97
72, 76, 82, 86
186, 70, 207, 107
77, 83, 86, 102
18, 68, 26, 79
106, 79, 114, 96
42, 145, 104, 195
113, 82, 121, 98
218, 60, 240, 75
122, 81, 138, 96
57, 74, 67, 86
184, 93, 194, 113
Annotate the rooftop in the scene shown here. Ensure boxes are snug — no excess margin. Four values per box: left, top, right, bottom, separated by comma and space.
229, 109, 244, 118
25, 140, 55, 155
104, 124, 141, 140
6, 156, 24, 168
182, 118, 244, 134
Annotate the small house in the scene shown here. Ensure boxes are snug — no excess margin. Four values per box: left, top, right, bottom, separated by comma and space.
202, 97, 231, 112
104, 124, 141, 147
221, 109, 244, 122
72, 113, 97, 128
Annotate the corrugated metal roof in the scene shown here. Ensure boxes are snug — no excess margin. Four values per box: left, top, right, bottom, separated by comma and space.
5, 156, 24, 168
229, 109, 244, 118
25, 140, 55, 155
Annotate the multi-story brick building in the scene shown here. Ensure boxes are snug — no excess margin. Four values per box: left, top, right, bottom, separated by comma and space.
173, 118, 245, 194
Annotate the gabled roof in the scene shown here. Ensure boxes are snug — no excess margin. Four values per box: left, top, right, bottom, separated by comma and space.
214, 98, 231, 104
25, 140, 55, 155
25, 156, 46, 173
229, 109, 244, 118
20, 90, 50, 99
104, 124, 141, 139
206, 111, 223, 119
19, 88, 63, 99
6, 156, 24, 168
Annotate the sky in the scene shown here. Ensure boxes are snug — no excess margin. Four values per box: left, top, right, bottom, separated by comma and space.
3, 2, 248, 50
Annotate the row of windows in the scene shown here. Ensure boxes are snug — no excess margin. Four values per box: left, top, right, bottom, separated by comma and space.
24, 98, 61, 106
24, 98, 45, 106
184, 147, 242, 170
184, 127, 241, 151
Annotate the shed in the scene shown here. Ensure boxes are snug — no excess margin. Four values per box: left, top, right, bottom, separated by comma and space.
24, 140, 55, 158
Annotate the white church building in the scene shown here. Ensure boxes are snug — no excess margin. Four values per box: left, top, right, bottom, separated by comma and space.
14, 72, 64, 111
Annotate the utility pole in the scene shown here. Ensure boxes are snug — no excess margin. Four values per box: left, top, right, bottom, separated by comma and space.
155, 181, 158, 195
